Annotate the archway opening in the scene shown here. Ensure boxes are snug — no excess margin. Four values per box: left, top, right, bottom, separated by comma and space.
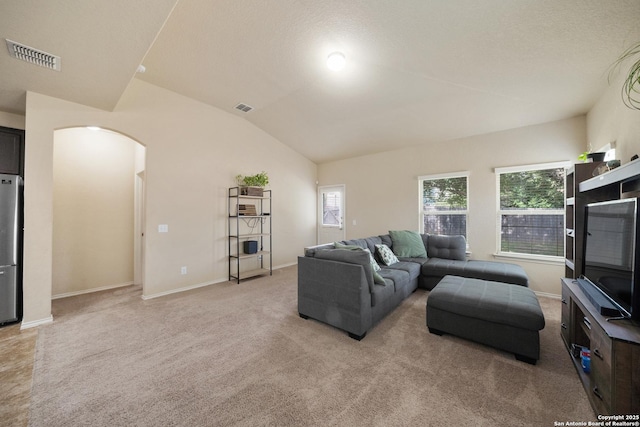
52, 127, 145, 298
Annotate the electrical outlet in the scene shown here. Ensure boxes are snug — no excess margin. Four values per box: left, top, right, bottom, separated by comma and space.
181, 266, 187, 275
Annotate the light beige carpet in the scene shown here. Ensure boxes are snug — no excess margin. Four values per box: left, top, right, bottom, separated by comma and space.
29, 266, 594, 426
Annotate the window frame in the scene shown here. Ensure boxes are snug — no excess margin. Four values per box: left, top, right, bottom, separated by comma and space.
494, 161, 570, 263
418, 171, 469, 240
321, 190, 343, 228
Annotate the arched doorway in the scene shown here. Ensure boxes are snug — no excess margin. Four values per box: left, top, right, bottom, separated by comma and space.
52, 127, 145, 298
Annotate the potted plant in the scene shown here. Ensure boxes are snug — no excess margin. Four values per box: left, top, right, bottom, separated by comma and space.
235, 171, 269, 196
609, 40, 640, 110
578, 151, 606, 163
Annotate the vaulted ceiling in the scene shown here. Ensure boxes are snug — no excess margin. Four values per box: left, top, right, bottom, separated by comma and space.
2, 0, 640, 163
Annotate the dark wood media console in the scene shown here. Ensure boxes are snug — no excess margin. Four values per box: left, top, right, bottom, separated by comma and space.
561, 278, 640, 415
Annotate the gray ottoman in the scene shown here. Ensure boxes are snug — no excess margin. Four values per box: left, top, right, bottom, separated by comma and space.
426, 275, 545, 364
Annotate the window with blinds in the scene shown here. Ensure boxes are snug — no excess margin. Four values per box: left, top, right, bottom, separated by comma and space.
322, 191, 342, 226
420, 172, 468, 238
496, 162, 567, 258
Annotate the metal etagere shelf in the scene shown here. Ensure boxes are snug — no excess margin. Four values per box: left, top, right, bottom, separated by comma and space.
228, 187, 272, 283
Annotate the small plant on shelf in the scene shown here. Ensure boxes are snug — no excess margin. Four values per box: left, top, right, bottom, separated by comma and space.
235, 171, 269, 187
235, 171, 269, 196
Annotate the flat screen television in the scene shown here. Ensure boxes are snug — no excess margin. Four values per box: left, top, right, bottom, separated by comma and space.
581, 197, 640, 322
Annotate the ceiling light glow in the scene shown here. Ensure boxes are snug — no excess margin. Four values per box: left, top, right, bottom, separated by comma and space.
327, 52, 346, 71
86, 126, 101, 131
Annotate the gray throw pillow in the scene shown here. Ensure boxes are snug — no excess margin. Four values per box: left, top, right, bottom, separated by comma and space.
389, 230, 427, 258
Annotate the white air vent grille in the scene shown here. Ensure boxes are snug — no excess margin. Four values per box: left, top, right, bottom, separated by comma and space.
5, 39, 61, 71
234, 103, 254, 113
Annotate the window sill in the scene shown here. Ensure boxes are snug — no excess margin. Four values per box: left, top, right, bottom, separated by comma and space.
493, 252, 565, 266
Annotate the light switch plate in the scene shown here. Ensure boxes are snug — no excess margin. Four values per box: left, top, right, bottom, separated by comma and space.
158, 224, 169, 233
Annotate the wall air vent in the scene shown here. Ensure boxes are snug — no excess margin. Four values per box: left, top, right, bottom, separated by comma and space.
5, 39, 61, 71
234, 103, 254, 113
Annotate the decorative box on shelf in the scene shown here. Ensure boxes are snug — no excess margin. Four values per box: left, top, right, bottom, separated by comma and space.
238, 204, 257, 216
240, 186, 264, 197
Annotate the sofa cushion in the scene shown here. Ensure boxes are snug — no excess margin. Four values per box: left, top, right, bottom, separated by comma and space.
378, 268, 411, 292
335, 242, 379, 270
375, 244, 399, 266
341, 239, 367, 249
379, 234, 393, 248
422, 258, 529, 287
389, 230, 427, 258
384, 261, 421, 281
398, 256, 428, 264
363, 236, 384, 254
427, 234, 466, 260
333, 243, 385, 285
304, 243, 335, 257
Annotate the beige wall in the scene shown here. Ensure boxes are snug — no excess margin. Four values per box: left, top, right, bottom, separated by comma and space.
23, 79, 317, 325
52, 128, 136, 297
318, 116, 587, 296
587, 71, 640, 163
25, 70, 632, 322
0, 111, 25, 130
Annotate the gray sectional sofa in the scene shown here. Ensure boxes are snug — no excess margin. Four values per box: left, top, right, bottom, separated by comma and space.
298, 232, 529, 340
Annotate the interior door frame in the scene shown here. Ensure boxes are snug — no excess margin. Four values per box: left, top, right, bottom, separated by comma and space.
317, 184, 346, 244
134, 171, 145, 286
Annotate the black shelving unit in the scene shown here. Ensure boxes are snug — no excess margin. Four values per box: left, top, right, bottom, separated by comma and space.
228, 187, 272, 283
564, 162, 603, 278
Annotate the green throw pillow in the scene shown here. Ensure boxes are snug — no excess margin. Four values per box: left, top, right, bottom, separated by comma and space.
334, 242, 386, 285
388, 230, 427, 258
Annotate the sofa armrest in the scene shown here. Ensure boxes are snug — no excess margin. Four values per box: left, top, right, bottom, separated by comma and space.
313, 249, 375, 291
303, 242, 335, 257
297, 256, 373, 337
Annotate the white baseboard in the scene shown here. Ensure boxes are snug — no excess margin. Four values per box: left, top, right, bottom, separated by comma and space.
274, 261, 297, 269
141, 278, 227, 300
21, 315, 54, 330
52, 281, 134, 300
535, 291, 561, 299
141, 264, 297, 300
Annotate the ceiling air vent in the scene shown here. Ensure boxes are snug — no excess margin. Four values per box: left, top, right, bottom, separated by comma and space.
234, 103, 254, 113
5, 39, 61, 71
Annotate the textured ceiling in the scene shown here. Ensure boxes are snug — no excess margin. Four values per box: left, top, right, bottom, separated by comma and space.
0, 0, 178, 113
2, 0, 640, 163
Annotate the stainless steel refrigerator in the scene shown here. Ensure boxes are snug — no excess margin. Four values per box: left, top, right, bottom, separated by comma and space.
0, 174, 22, 325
